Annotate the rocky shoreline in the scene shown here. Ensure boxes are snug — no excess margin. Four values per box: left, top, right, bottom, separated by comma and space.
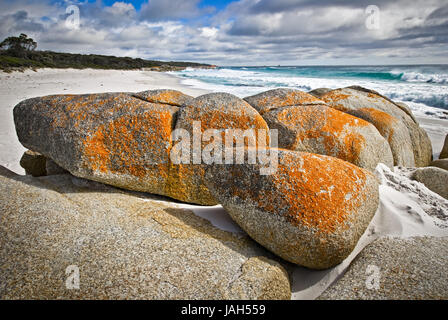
1, 86, 448, 299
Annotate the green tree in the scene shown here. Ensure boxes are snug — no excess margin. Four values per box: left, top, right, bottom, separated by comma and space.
0, 34, 37, 58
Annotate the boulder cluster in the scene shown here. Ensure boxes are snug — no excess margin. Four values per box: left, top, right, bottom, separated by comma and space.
5, 85, 445, 298
12, 87, 434, 271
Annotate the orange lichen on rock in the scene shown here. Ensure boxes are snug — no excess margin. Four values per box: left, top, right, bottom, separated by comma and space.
202, 111, 269, 147
265, 105, 370, 165
351, 107, 396, 142
244, 89, 326, 114
166, 162, 217, 205
320, 91, 351, 112
133, 89, 193, 106
149, 91, 187, 105
275, 152, 368, 234
214, 149, 370, 235
204, 147, 379, 268
49, 94, 128, 130
169, 92, 271, 205
176, 92, 271, 148
83, 129, 110, 173
320, 91, 350, 103
82, 108, 175, 180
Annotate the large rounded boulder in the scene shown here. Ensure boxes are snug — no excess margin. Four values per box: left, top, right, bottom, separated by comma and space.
338, 107, 415, 166
13, 91, 272, 206
320, 86, 432, 167
170, 92, 271, 205
14, 93, 178, 197
245, 88, 393, 170
262, 105, 394, 171
204, 148, 380, 269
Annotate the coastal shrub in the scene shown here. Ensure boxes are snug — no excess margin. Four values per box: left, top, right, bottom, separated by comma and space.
0, 34, 212, 72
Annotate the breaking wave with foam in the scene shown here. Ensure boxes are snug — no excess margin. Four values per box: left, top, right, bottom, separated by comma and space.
172, 65, 448, 120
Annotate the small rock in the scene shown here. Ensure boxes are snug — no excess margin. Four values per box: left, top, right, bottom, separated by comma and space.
411, 167, 448, 199
46, 158, 69, 175
429, 159, 448, 171
19, 150, 46, 177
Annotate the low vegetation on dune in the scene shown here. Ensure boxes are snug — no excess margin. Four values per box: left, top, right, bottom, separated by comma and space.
0, 34, 214, 72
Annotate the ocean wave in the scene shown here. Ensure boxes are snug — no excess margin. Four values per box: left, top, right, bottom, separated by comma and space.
396, 71, 448, 84
173, 67, 448, 119
338, 71, 403, 81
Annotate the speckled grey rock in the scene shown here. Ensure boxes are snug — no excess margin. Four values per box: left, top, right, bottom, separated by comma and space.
308, 88, 332, 98
204, 148, 379, 270
429, 159, 448, 171
395, 102, 418, 123
318, 236, 448, 299
440, 134, 448, 159
132, 89, 193, 106
411, 167, 448, 199
19, 150, 46, 176
321, 87, 432, 167
244, 88, 326, 114
0, 166, 291, 300
337, 107, 415, 167
262, 105, 394, 171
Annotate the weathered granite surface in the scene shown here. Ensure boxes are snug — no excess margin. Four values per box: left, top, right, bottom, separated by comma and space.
0, 166, 291, 299
318, 236, 448, 299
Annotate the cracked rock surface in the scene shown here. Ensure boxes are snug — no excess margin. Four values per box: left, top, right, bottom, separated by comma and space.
0, 166, 291, 299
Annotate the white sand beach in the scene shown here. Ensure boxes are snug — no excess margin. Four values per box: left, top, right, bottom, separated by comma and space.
1, 68, 447, 300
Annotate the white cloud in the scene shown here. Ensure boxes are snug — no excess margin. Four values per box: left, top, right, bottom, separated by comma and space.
0, 0, 447, 64
201, 27, 218, 38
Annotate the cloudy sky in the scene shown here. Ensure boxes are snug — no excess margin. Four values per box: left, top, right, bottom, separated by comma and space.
0, 0, 447, 65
